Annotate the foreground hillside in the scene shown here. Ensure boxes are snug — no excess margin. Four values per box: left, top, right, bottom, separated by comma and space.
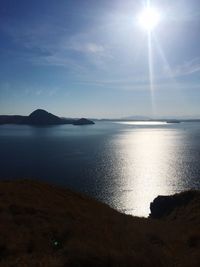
0, 180, 199, 266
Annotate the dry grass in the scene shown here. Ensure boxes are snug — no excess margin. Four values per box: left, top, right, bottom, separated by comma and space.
0, 179, 199, 266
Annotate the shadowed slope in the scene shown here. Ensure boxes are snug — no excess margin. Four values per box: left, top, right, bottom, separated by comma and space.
25, 109, 62, 125
0, 180, 199, 266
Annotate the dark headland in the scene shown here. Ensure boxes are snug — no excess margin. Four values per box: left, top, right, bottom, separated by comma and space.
0, 179, 199, 267
0, 109, 95, 126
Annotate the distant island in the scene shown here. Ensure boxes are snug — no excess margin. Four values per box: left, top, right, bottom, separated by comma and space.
0, 109, 95, 126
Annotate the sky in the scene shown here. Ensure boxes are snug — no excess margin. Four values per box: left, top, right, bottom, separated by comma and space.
0, 0, 200, 118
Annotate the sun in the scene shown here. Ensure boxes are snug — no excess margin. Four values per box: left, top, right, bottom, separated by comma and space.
138, 7, 161, 31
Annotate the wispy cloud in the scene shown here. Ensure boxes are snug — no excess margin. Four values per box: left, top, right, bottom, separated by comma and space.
2, 21, 109, 73
66, 40, 105, 54
164, 58, 200, 77
3, 20, 100, 49
3, 14, 200, 92
73, 77, 200, 92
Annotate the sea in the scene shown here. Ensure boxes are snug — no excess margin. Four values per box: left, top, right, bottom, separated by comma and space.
0, 121, 200, 217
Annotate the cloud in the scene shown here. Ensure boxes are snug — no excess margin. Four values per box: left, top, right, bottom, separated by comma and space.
164, 58, 200, 77
66, 40, 105, 54
86, 43, 104, 53
72, 77, 200, 92
2, 21, 108, 73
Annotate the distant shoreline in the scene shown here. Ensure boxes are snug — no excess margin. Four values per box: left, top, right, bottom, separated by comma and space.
94, 118, 200, 123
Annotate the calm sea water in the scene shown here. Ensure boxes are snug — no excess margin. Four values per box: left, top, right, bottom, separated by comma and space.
0, 121, 200, 217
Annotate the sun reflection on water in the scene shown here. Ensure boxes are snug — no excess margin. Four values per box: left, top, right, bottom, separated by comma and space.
116, 121, 167, 125
113, 128, 179, 217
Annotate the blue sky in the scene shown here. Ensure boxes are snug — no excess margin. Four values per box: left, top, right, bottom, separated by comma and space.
0, 0, 200, 118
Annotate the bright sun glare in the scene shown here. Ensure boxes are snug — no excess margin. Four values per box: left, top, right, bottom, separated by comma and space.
138, 7, 161, 31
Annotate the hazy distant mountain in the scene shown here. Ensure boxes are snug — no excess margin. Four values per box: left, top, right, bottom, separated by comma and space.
0, 109, 94, 126
121, 115, 151, 120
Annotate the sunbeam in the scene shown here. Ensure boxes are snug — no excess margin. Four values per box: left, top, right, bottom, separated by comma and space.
147, 31, 156, 116
152, 33, 177, 82
137, 0, 162, 116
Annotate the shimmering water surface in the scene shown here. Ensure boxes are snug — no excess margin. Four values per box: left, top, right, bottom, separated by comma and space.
0, 121, 200, 217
